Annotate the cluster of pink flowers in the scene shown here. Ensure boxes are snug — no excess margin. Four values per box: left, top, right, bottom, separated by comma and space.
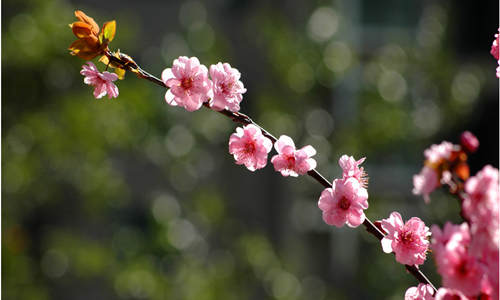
380, 212, 430, 266
412, 141, 457, 203
318, 155, 369, 228
228, 126, 317, 175
491, 28, 500, 78
410, 132, 499, 299
413, 132, 478, 203
162, 56, 246, 112
80, 62, 119, 99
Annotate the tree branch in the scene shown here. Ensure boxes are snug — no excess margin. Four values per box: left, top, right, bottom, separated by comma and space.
105, 51, 438, 293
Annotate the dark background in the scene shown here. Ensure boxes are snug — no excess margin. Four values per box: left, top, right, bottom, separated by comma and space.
2, 0, 499, 299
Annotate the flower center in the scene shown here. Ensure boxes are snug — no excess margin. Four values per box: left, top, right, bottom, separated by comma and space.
339, 196, 351, 210
220, 81, 234, 94
181, 77, 193, 89
286, 156, 295, 169
401, 230, 414, 244
244, 142, 255, 154
456, 260, 468, 276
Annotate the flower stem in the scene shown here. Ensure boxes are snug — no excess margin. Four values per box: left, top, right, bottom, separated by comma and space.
105, 51, 438, 293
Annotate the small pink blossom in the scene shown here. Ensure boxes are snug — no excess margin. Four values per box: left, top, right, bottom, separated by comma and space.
435, 246, 483, 296
228, 124, 272, 171
491, 30, 499, 61
162, 56, 211, 112
434, 288, 468, 300
80, 62, 119, 99
424, 141, 455, 165
209, 62, 246, 112
413, 166, 439, 203
460, 131, 479, 153
405, 283, 435, 300
381, 212, 431, 266
338, 155, 367, 186
431, 222, 470, 262
463, 165, 499, 225
492, 29, 500, 78
318, 178, 368, 228
271, 135, 317, 177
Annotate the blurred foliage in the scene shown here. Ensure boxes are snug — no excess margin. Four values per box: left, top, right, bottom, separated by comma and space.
2, 0, 498, 299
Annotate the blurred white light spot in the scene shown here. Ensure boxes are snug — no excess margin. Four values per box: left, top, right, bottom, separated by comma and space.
187, 24, 215, 52
412, 102, 441, 137
288, 63, 314, 93
10, 14, 38, 44
305, 109, 334, 137
308, 7, 339, 43
451, 71, 480, 105
161, 34, 190, 64
152, 194, 181, 224
41, 249, 68, 278
378, 44, 407, 72
301, 276, 326, 300
377, 71, 407, 102
179, 1, 207, 29
165, 125, 194, 157
323, 41, 352, 73
45, 60, 74, 90
266, 269, 301, 299
168, 219, 198, 250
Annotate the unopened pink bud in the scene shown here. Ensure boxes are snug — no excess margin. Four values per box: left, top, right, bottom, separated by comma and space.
460, 131, 479, 153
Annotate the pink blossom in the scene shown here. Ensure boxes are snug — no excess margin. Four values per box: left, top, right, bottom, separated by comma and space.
162, 56, 211, 112
491, 30, 499, 61
271, 135, 317, 177
463, 165, 499, 226
413, 166, 439, 203
338, 155, 367, 186
318, 178, 368, 228
460, 131, 479, 153
435, 246, 483, 296
430, 222, 470, 262
80, 62, 119, 99
380, 212, 431, 266
405, 284, 435, 300
228, 124, 272, 171
492, 29, 500, 78
424, 141, 455, 165
209, 62, 246, 112
434, 288, 468, 300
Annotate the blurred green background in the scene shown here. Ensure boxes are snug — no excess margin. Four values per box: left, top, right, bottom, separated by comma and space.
2, 0, 498, 299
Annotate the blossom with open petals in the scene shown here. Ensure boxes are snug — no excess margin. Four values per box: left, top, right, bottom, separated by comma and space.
463, 165, 499, 225
491, 29, 500, 78
271, 135, 316, 177
338, 155, 367, 187
434, 246, 483, 296
162, 56, 211, 112
228, 124, 272, 171
80, 62, 119, 99
209, 62, 246, 112
430, 222, 470, 261
381, 212, 431, 266
405, 283, 434, 300
318, 178, 368, 228
424, 141, 455, 165
413, 166, 439, 203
